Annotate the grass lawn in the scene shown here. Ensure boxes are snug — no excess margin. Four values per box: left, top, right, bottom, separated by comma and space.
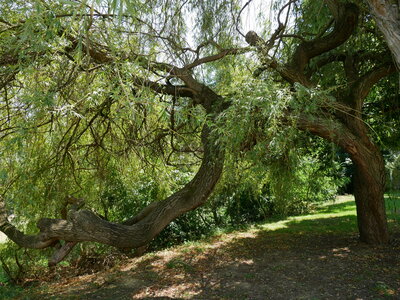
386, 191, 400, 221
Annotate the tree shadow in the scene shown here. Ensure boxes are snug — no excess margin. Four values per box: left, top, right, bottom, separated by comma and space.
32, 200, 400, 299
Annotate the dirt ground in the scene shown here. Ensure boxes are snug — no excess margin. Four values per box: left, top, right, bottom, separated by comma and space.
15, 201, 400, 300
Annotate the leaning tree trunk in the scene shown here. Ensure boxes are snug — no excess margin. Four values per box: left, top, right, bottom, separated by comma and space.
0, 63, 227, 265
297, 114, 389, 244
0, 124, 224, 256
351, 140, 389, 244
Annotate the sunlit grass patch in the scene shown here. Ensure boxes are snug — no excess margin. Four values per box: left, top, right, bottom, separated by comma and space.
257, 196, 357, 234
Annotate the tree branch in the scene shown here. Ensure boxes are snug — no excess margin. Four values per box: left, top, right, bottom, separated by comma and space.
306, 53, 346, 77
0, 124, 223, 251
351, 62, 396, 108
290, 2, 359, 73
131, 76, 195, 98
184, 47, 251, 70
48, 242, 78, 267
295, 113, 359, 156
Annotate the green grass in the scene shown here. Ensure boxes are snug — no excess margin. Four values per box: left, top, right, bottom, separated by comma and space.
385, 191, 400, 221
0, 284, 23, 299
169, 194, 397, 253
256, 196, 358, 234
247, 194, 399, 237
166, 258, 194, 272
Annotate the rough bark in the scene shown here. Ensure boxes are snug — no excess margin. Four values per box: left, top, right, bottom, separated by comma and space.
296, 114, 389, 244
352, 142, 389, 243
366, 0, 400, 68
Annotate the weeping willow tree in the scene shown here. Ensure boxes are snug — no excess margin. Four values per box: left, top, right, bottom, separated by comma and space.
0, 0, 398, 266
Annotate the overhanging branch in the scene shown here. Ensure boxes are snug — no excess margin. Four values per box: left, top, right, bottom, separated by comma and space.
0, 124, 224, 251
132, 76, 196, 98
351, 62, 396, 107
290, 2, 359, 73
184, 47, 251, 70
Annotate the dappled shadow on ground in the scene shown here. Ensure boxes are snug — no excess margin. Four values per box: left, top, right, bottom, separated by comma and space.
26, 201, 400, 300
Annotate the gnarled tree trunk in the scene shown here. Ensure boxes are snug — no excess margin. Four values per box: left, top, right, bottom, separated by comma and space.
0, 124, 223, 250
0, 44, 228, 264
0, 118, 224, 267
297, 114, 389, 244
351, 138, 389, 243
